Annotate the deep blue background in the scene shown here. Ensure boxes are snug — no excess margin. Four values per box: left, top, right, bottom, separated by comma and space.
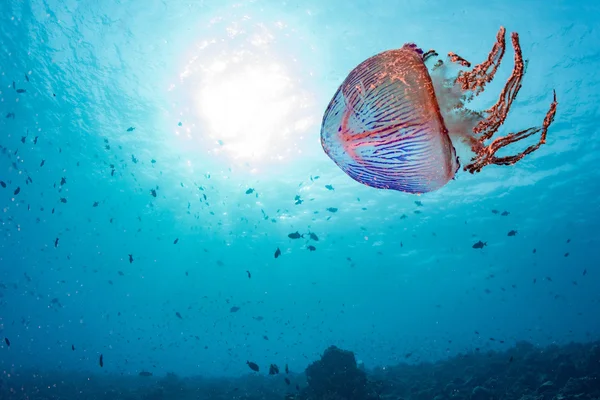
0, 0, 598, 378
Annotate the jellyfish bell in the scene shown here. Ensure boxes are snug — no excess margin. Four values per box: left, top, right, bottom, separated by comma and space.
321, 44, 461, 194
320, 26, 558, 194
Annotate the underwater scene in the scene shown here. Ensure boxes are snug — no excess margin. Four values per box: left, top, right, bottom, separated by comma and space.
1, 0, 599, 399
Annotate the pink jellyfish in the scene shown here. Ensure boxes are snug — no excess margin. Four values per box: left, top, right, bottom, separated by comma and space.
320, 26, 558, 194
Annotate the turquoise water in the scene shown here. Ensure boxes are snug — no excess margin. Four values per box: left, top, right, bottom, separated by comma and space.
0, 0, 598, 381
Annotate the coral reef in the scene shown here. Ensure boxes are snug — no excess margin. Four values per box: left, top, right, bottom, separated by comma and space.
296, 345, 379, 400
0, 341, 600, 399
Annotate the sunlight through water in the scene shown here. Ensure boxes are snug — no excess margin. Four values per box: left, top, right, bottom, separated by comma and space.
173, 14, 317, 169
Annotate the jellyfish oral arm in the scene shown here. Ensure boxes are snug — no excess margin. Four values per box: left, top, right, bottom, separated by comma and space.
446, 26, 558, 173
452, 26, 507, 99
466, 91, 557, 172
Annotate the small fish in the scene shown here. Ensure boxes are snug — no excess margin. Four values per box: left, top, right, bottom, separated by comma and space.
60, 177, 66, 185
246, 361, 259, 372
99, 354, 104, 367
269, 364, 280, 375
150, 189, 157, 197
230, 306, 240, 313
16, 89, 26, 93
245, 188, 255, 194
173, 238, 179, 244
25, 74, 29, 82
509, 356, 513, 363
54, 238, 59, 248
307, 245, 316, 252
139, 371, 153, 377
33, 136, 39, 144
288, 231, 303, 239
326, 207, 338, 213
285, 377, 291, 385
127, 127, 135, 132
0, 181, 5, 188
175, 312, 183, 319
72, 344, 75, 351
566, 238, 571, 243
507, 230, 517, 236
274, 247, 281, 258
501, 211, 510, 216
583, 269, 587, 276
564, 252, 569, 257
415, 201, 423, 206
13, 187, 20, 195
285, 364, 289, 374
472, 241, 487, 249
325, 184, 334, 191
246, 270, 251, 279
60, 198, 67, 203
40, 159, 45, 167
294, 195, 303, 205
4, 338, 10, 347
93, 201, 99, 207
308, 232, 319, 241
128, 254, 134, 263
533, 248, 537, 254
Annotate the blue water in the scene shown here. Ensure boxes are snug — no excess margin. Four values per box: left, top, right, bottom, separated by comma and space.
0, 0, 598, 381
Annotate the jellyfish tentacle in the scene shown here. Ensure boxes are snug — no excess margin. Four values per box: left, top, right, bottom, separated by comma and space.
474, 32, 526, 141
464, 91, 558, 173
448, 53, 471, 68
451, 27, 507, 97
422, 49, 438, 63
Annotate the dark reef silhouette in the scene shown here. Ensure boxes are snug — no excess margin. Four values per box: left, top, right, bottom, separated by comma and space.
297, 345, 379, 400
1, 340, 600, 399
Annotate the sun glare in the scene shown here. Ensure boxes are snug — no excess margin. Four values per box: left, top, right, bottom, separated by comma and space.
198, 60, 297, 161
174, 16, 317, 165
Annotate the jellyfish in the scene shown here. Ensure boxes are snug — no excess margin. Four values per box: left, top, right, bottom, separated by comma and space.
320, 26, 558, 194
